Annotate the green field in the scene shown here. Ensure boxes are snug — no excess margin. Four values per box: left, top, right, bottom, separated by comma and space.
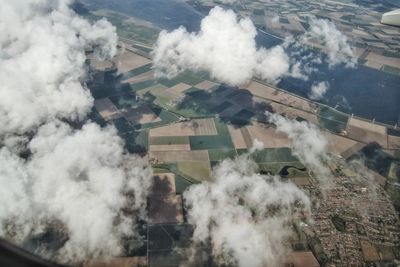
208, 149, 237, 162
152, 106, 177, 121
238, 147, 299, 163
86, 11, 160, 46
148, 224, 195, 266
318, 106, 349, 134
121, 63, 153, 80
190, 119, 234, 150
143, 89, 210, 118
177, 161, 211, 182
131, 44, 153, 53
120, 129, 148, 154
174, 71, 206, 85
152, 163, 199, 184
253, 9, 264, 15
132, 108, 179, 130
129, 80, 158, 91
158, 78, 180, 88
388, 128, 400, 137
382, 65, 400, 75
174, 174, 193, 194
149, 136, 189, 145
184, 89, 212, 101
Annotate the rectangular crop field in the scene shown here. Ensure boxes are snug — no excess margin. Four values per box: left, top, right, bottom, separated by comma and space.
208, 149, 237, 162
177, 161, 212, 182
150, 118, 217, 137
318, 106, 349, 134
238, 148, 299, 163
149, 150, 209, 163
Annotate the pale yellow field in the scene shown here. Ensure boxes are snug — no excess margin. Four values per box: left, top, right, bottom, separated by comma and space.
246, 81, 316, 112
149, 118, 217, 137
287, 17, 305, 31
167, 82, 192, 93
163, 82, 192, 102
348, 117, 387, 134
340, 143, 366, 159
149, 150, 210, 163
287, 251, 320, 267
136, 84, 166, 98
89, 58, 114, 71
113, 51, 151, 74
177, 161, 212, 182
326, 132, 361, 156
123, 106, 161, 125
388, 135, 400, 149
228, 125, 248, 149
195, 80, 218, 90
291, 177, 311, 186
122, 70, 154, 84
149, 144, 191, 152
360, 240, 380, 262
94, 98, 121, 121
346, 118, 388, 147
246, 123, 291, 148
269, 101, 319, 124
353, 47, 367, 58
352, 29, 369, 38
366, 52, 400, 69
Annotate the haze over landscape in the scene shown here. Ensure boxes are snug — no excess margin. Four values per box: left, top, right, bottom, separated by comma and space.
0, 0, 400, 267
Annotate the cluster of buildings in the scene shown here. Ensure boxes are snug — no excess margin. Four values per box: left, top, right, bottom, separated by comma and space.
297, 156, 400, 266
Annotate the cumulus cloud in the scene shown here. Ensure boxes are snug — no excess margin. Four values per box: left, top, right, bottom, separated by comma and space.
0, 0, 152, 264
268, 113, 384, 199
152, 7, 290, 86
152, 8, 357, 86
249, 138, 264, 153
0, 0, 117, 135
0, 122, 152, 263
183, 154, 310, 267
302, 18, 355, 68
268, 113, 332, 187
309, 81, 329, 100
270, 15, 280, 24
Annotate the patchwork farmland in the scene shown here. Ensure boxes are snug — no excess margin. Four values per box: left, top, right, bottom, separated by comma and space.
88, 42, 400, 193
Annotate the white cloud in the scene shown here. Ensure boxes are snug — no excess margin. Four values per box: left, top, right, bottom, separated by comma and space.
309, 81, 329, 100
268, 113, 332, 187
270, 15, 280, 24
268, 113, 384, 198
0, 122, 153, 263
152, 7, 290, 86
249, 138, 264, 153
183, 154, 310, 267
0, 0, 117, 135
303, 18, 355, 68
0, 0, 152, 264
